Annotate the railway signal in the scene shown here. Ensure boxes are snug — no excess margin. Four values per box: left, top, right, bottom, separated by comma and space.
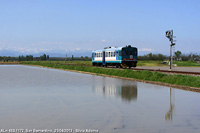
166, 31, 171, 39
166, 30, 176, 69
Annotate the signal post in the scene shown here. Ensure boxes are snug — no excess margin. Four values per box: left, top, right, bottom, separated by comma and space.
166, 30, 176, 70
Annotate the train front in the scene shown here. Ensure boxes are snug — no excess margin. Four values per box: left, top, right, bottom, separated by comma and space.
121, 45, 137, 68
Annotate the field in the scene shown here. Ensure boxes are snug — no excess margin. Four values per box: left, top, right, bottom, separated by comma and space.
138, 60, 200, 67
35, 60, 200, 67
22, 61, 200, 89
137, 60, 167, 66
1, 60, 200, 67
173, 61, 200, 67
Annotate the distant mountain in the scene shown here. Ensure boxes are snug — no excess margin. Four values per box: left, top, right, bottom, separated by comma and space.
0, 48, 192, 57
0, 49, 92, 57
0, 49, 21, 57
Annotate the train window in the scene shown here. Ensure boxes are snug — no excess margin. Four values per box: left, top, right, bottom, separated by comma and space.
126, 51, 129, 55
109, 52, 111, 57
123, 50, 126, 55
113, 52, 115, 57
111, 52, 113, 57
95, 53, 96, 57
119, 51, 122, 56
130, 51, 133, 55
116, 51, 118, 57
133, 51, 137, 56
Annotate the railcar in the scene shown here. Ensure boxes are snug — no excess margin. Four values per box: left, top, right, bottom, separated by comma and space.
92, 45, 137, 68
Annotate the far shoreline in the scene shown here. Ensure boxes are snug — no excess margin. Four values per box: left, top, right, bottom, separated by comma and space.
0, 62, 21, 65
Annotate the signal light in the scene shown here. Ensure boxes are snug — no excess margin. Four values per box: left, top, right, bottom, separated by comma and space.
171, 43, 176, 46
166, 31, 171, 38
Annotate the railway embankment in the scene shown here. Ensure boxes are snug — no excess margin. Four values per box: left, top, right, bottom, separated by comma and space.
22, 61, 200, 92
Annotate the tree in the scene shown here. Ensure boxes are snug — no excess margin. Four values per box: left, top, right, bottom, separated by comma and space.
157, 54, 165, 61
72, 55, 74, 60
43, 54, 46, 61
47, 55, 49, 60
175, 50, 182, 60
40, 54, 47, 61
148, 53, 153, 60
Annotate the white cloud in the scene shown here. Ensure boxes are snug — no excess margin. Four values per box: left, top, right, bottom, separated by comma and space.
13, 48, 54, 54
0, 40, 9, 47
75, 48, 81, 50
138, 48, 154, 52
101, 40, 107, 42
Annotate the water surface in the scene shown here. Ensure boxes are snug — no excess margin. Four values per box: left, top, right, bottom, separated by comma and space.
0, 65, 199, 133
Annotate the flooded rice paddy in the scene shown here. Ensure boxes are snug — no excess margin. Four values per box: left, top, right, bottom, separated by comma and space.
0, 65, 200, 133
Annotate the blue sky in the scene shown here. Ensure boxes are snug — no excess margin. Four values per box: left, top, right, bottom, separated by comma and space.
0, 0, 200, 56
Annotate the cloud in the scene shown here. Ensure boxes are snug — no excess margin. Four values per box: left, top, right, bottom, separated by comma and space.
0, 40, 9, 47
138, 48, 154, 52
12, 48, 54, 54
101, 40, 107, 42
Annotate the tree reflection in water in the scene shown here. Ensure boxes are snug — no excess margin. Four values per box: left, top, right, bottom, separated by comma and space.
119, 85, 137, 102
92, 76, 137, 102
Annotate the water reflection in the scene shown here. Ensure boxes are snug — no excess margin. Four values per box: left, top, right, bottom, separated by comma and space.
92, 76, 137, 102
165, 88, 175, 121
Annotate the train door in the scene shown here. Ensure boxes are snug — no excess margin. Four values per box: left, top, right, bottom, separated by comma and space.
102, 51, 105, 65
115, 50, 118, 60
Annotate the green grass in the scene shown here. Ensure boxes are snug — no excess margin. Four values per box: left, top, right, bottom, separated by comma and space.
31, 60, 200, 67
22, 61, 200, 88
137, 60, 167, 66
47, 61, 92, 66
174, 61, 200, 67
138, 60, 200, 67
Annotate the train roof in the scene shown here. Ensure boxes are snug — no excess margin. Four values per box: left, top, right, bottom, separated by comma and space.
93, 47, 122, 52
92, 46, 137, 53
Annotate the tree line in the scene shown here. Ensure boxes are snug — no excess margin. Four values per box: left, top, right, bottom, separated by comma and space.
0, 54, 91, 62
138, 51, 200, 61
0, 51, 199, 62
18, 54, 50, 61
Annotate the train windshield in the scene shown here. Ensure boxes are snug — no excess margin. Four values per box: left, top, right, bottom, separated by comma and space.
133, 48, 137, 56
122, 49, 129, 56
122, 47, 137, 56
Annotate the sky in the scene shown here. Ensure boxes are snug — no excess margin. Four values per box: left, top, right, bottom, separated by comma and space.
0, 0, 200, 57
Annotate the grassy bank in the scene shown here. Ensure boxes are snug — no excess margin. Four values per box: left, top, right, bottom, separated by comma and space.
22, 61, 200, 88
0, 62, 21, 64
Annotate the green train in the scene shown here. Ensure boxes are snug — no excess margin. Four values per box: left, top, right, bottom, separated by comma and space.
92, 45, 137, 68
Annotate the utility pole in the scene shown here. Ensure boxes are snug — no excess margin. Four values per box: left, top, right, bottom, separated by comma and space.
166, 30, 176, 70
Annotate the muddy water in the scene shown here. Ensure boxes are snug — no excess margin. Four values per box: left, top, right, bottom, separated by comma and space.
0, 65, 200, 133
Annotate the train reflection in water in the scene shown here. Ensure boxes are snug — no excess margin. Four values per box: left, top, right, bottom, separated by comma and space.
92, 76, 137, 102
